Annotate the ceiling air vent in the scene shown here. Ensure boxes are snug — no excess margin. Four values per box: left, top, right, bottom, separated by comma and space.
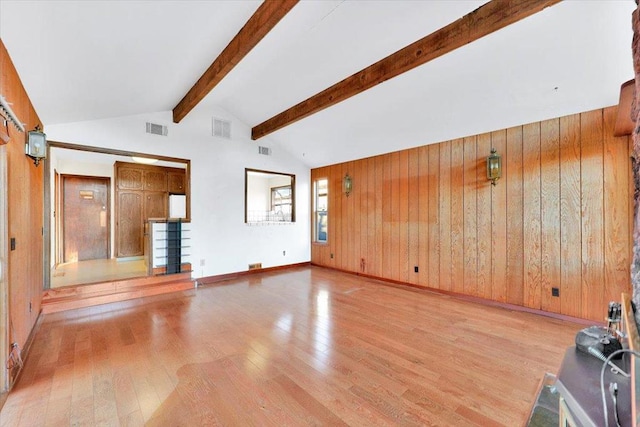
258, 146, 271, 156
146, 122, 168, 136
212, 118, 231, 139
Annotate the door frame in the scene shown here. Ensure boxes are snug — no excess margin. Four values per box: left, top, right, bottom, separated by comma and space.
54, 169, 62, 265
60, 174, 111, 263
0, 144, 8, 393
43, 141, 190, 289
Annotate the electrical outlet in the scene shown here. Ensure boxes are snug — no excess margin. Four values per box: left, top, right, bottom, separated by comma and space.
552, 287, 560, 297
330, 253, 334, 259
200, 259, 205, 267
414, 266, 419, 273
283, 250, 286, 256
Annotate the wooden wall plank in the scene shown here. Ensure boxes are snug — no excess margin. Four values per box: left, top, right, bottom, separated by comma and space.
340, 162, 358, 271
427, 145, 440, 289
408, 148, 420, 285
476, 133, 491, 299
450, 139, 465, 294
463, 136, 478, 296
506, 127, 524, 305
390, 152, 401, 281
603, 106, 631, 304
330, 164, 341, 270
310, 107, 632, 321
399, 150, 410, 283
353, 160, 363, 273
491, 130, 507, 302
374, 156, 384, 278
366, 157, 377, 276
540, 118, 561, 313
559, 114, 582, 318
439, 141, 452, 291
382, 155, 392, 278
522, 123, 542, 310
417, 146, 429, 287
581, 110, 604, 321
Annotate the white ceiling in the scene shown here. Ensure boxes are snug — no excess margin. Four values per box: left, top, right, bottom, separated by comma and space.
0, 0, 635, 168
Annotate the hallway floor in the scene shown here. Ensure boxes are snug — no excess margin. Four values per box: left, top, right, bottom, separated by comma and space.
51, 258, 147, 288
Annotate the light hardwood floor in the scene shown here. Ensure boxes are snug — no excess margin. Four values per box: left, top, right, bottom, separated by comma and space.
51, 259, 147, 288
1, 266, 581, 426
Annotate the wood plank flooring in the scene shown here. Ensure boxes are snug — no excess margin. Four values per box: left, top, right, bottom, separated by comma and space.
51, 259, 147, 289
0, 266, 582, 426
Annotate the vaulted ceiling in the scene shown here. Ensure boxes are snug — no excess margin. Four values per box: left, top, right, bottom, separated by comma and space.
0, 0, 635, 168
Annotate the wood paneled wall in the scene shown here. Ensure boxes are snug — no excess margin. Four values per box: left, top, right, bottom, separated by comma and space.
0, 40, 44, 375
311, 106, 631, 321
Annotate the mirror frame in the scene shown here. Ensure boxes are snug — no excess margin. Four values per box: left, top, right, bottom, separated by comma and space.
244, 168, 296, 224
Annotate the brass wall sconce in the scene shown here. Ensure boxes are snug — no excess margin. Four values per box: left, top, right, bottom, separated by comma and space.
487, 148, 501, 185
25, 125, 46, 167
343, 173, 353, 197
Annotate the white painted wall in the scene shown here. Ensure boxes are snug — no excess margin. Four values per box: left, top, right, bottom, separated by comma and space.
246, 174, 270, 213
46, 107, 311, 278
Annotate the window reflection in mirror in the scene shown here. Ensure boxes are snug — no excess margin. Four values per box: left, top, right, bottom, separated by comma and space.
245, 169, 295, 223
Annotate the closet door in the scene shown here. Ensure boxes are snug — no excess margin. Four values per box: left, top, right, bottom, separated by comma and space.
116, 191, 143, 257
144, 170, 167, 192
145, 191, 167, 219
168, 171, 186, 195
117, 165, 143, 190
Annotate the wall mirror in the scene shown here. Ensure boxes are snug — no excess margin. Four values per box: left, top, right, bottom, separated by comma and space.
245, 168, 295, 223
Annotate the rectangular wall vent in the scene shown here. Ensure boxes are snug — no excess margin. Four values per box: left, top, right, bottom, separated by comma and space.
146, 122, 168, 136
213, 118, 231, 139
248, 263, 262, 270
258, 146, 271, 156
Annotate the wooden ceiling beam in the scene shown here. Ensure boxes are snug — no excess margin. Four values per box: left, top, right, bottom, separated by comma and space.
252, 0, 561, 140
173, 0, 299, 124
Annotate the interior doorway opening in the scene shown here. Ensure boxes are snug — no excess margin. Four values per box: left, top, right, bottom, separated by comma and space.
44, 142, 190, 290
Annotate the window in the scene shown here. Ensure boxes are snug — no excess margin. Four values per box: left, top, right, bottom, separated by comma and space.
314, 178, 328, 242
245, 169, 295, 223
271, 185, 292, 217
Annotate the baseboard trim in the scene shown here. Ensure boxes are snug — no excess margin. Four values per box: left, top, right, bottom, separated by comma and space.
310, 263, 595, 326
197, 262, 311, 286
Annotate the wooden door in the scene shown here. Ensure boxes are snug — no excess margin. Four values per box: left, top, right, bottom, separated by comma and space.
62, 175, 110, 262
144, 170, 167, 191
168, 171, 186, 194
145, 192, 167, 219
117, 165, 144, 190
116, 191, 143, 257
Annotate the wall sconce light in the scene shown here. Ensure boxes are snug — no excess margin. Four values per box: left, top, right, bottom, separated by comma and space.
343, 173, 353, 197
486, 148, 501, 185
25, 125, 46, 167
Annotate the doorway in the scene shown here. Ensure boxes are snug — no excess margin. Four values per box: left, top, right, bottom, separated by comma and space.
61, 175, 110, 263
44, 142, 191, 290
